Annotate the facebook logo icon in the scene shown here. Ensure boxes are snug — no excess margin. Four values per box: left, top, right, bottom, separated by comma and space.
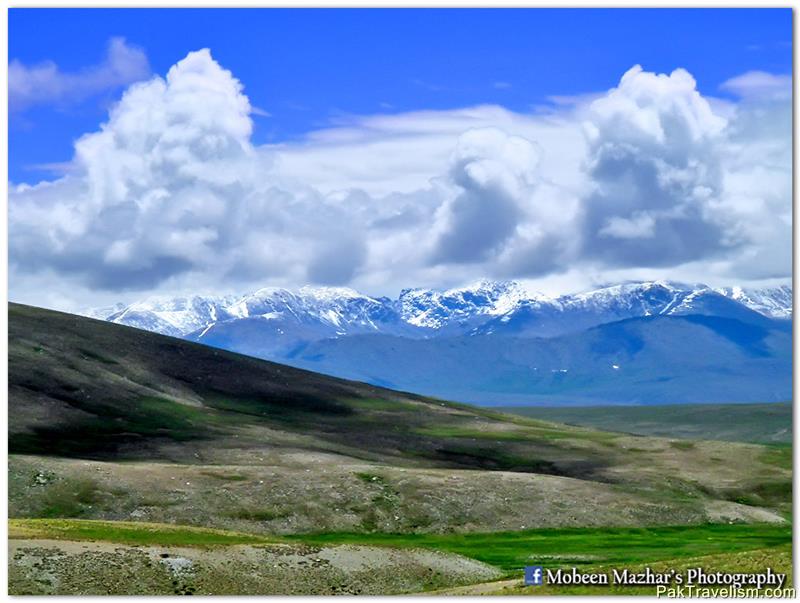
524, 566, 544, 586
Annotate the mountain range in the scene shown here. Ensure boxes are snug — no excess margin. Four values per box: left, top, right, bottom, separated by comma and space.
84, 280, 792, 406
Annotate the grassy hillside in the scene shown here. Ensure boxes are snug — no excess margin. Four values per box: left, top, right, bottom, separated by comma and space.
8, 303, 793, 594
499, 403, 792, 444
9, 302, 626, 477
10, 302, 792, 528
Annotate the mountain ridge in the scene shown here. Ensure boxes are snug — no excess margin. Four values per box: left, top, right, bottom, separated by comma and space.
77, 280, 792, 406
86, 280, 792, 340
283, 313, 791, 406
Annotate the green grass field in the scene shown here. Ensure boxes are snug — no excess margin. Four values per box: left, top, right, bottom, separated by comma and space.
11, 518, 791, 590
491, 545, 793, 595
287, 523, 792, 572
499, 402, 793, 444
9, 518, 273, 547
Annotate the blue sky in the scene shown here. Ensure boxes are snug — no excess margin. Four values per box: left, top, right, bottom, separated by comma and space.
8, 8, 793, 309
9, 8, 792, 184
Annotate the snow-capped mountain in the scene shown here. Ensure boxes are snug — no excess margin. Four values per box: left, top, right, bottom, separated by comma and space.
97, 295, 240, 338
81, 302, 127, 321
83, 280, 541, 340
84, 280, 791, 342
224, 286, 404, 335
182, 286, 423, 358
82, 280, 791, 406
715, 285, 793, 320
472, 281, 790, 337
396, 280, 539, 331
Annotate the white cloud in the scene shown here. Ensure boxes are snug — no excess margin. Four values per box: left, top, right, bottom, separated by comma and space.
720, 71, 791, 100
714, 78, 792, 281
598, 213, 656, 239
429, 128, 540, 264
578, 65, 734, 267
8, 52, 792, 310
9, 37, 150, 112
274, 105, 587, 197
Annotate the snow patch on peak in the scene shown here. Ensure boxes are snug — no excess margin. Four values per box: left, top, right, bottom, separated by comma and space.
298, 285, 367, 301
80, 302, 127, 321
714, 284, 792, 319
397, 280, 538, 329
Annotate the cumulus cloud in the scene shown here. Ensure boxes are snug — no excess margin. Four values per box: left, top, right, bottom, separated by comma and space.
13, 49, 256, 289
423, 127, 582, 281
578, 65, 734, 267
10, 49, 400, 296
714, 74, 792, 281
9, 37, 150, 112
8, 51, 791, 310
274, 105, 587, 196
430, 128, 540, 264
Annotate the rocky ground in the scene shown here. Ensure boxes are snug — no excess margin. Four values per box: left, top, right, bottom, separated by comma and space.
9, 450, 786, 539
9, 538, 501, 595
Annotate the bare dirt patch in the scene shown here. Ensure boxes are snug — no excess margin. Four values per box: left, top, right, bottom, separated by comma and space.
8, 538, 501, 595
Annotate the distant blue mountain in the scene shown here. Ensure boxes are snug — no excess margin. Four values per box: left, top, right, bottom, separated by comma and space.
85, 280, 792, 406
282, 315, 791, 406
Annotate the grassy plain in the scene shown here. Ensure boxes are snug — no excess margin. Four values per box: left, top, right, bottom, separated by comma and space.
499, 403, 792, 444
7, 304, 793, 594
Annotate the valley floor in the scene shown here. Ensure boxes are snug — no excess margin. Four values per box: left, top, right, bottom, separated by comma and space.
498, 402, 792, 445
8, 429, 792, 595
8, 519, 792, 596
429, 545, 793, 596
